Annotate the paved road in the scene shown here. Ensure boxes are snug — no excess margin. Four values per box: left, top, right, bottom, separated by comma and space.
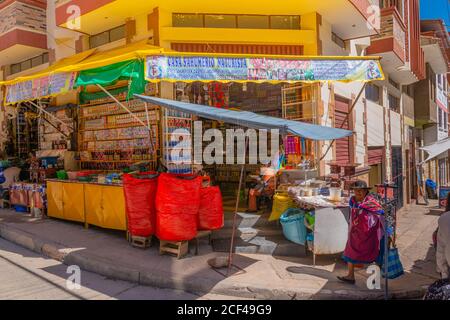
0, 239, 241, 300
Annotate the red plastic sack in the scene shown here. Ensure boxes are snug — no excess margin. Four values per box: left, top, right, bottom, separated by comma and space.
123, 172, 159, 238
155, 173, 202, 241
198, 186, 224, 231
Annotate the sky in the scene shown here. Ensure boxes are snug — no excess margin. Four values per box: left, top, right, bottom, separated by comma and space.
420, 0, 450, 30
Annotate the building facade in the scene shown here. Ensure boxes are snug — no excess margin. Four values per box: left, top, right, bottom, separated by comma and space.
0, 0, 445, 209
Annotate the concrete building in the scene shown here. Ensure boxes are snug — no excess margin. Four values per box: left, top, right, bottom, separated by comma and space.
0, 0, 439, 209
413, 19, 450, 193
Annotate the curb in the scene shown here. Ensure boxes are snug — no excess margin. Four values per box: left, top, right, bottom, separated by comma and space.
0, 222, 429, 300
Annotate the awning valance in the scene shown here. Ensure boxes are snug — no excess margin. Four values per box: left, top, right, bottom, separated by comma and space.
135, 95, 353, 141
1, 39, 384, 106
145, 54, 384, 83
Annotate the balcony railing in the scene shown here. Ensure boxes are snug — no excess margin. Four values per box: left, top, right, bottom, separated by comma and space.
371, 7, 406, 54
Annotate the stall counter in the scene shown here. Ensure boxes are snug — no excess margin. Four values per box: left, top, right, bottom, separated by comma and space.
288, 191, 350, 266
46, 180, 126, 231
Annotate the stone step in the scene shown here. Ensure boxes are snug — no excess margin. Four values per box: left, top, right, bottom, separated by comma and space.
212, 226, 284, 241
212, 234, 307, 258
223, 211, 278, 230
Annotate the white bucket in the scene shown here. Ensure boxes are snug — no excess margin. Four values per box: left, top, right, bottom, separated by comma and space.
329, 188, 342, 202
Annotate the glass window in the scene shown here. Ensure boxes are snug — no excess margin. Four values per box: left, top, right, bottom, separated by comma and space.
365, 84, 381, 104
204, 14, 236, 28
20, 59, 31, 71
43, 52, 49, 64
173, 13, 204, 27
270, 16, 300, 29
110, 25, 126, 42
11, 63, 21, 75
388, 94, 400, 112
31, 55, 43, 68
90, 31, 109, 48
237, 15, 269, 29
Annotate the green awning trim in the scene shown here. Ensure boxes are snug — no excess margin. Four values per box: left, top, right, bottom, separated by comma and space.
79, 86, 129, 105
75, 59, 146, 100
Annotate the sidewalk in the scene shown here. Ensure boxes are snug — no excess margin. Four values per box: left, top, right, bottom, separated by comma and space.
0, 202, 442, 300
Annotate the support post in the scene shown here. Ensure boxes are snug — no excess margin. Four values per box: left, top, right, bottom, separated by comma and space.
383, 182, 389, 300
228, 136, 249, 276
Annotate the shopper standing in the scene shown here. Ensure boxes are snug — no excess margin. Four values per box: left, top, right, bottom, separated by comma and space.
338, 180, 385, 284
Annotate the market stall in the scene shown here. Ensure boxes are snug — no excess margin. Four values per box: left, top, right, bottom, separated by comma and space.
0, 44, 385, 262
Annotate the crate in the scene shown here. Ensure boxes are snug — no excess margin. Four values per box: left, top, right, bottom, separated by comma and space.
159, 240, 189, 259
127, 233, 152, 249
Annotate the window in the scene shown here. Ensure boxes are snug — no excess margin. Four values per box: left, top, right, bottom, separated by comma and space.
173, 13, 204, 27
90, 25, 126, 49
332, 32, 345, 49
205, 14, 237, 28
365, 84, 381, 104
389, 78, 400, 90
237, 15, 269, 29
270, 16, 300, 30
172, 13, 301, 30
388, 94, 400, 113
9, 52, 49, 75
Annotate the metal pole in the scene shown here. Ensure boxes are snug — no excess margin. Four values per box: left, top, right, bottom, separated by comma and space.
228, 136, 249, 276
96, 84, 149, 130
383, 182, 389, 300
144, 102, 156, 156
319, 83, 367, 161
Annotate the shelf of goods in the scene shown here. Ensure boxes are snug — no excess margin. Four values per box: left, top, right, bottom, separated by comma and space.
39, 108, 74, 153
163, 108, 193, 174
79, 98, 160, 171
47, 180, 126, 231
281, 84, 318, 165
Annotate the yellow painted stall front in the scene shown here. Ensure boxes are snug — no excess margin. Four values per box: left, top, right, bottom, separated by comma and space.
47, 180, 127, 231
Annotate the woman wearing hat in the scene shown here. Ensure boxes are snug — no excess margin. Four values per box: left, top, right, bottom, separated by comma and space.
337, 180, 385, 284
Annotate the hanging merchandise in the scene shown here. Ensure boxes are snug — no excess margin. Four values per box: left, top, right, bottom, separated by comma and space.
198, 186, 224, 231
123, 173, 159, 238
155, 173, 202, 241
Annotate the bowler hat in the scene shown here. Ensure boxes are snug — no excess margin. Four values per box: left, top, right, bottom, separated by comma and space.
350, 180, 372, 190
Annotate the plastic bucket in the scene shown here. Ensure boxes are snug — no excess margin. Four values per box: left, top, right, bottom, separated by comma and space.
280, 208, 307, 245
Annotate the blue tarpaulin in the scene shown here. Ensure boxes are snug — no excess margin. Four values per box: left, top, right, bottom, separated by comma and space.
135, 95, 353, 141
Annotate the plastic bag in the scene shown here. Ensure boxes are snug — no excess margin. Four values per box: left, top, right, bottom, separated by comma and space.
156, 173, 202, 241
198, 186, 224, 231
123, 172, 159, 238
269, 192, 295, 221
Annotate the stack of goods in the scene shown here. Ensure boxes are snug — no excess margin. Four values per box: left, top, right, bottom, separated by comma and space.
80, 98, 160, 171
198, 186, 224, 231
123, 172, 159, 238
155, 173, 202, 241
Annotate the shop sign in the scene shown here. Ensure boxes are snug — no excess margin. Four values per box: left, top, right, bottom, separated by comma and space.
146, 56, 384, 82
5, 72, 77, 105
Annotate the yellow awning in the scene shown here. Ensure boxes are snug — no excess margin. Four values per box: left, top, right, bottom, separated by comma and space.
61, 40, 169, 72
0, 40, 169, 86
0, 49, 96, 86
